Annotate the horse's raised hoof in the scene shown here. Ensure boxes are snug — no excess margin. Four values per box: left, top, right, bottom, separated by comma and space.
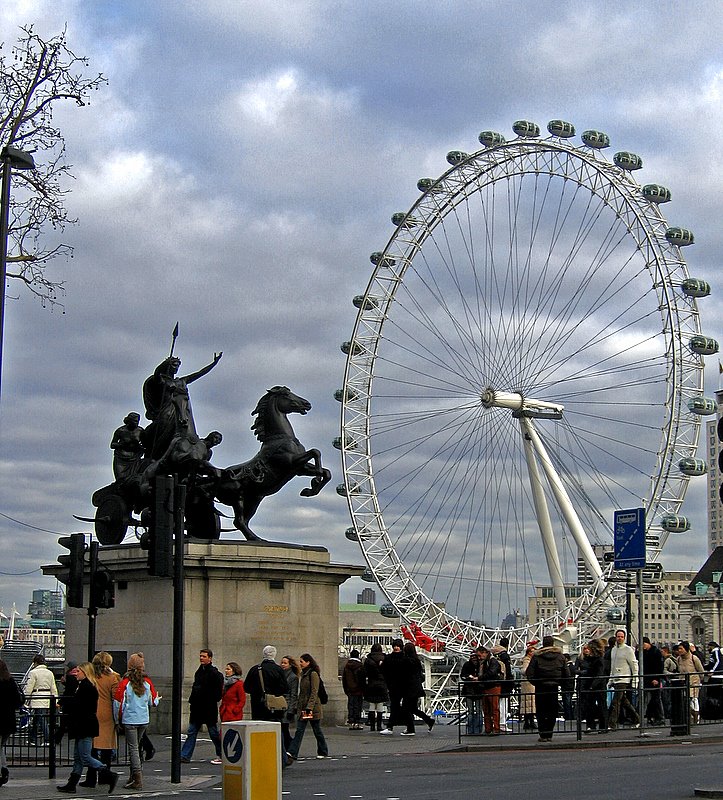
300, 487, 315, 498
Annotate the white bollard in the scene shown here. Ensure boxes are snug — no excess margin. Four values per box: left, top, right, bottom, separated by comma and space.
221, 720, 282, 800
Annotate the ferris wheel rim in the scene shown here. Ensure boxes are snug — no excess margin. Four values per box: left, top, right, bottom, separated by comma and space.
339, 125, 704, 655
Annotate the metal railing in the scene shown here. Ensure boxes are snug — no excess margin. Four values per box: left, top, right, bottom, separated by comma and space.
456, 673, 723, 743
4, 697, 129, 777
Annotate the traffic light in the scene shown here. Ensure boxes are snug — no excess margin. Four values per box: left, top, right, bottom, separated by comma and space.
90, 567, 115, 609
58, 533, 86, 608
88, 540, 115, 609
148, 474, 174, 577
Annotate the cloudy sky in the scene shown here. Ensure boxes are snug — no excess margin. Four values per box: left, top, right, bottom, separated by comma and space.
0, 1, 721, 624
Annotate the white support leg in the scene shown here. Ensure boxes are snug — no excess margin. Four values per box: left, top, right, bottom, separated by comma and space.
521, 420, 568, 612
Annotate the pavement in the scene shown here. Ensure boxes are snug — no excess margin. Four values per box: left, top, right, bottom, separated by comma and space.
5, 720, 723, 799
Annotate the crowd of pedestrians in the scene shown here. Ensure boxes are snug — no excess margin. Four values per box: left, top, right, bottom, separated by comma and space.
339, 638, 435, 738
459, 632, 723, 743
1, 634, 721, 789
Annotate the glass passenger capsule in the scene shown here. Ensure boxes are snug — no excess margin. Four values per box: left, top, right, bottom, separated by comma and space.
361, 568, 376, 582
332, 434, 358, 450
417, 177, 446, 193
380, 603, 398, 618
370, 251, 396, 266
340, 340, 364, 356
353, 294, 379, 310
687, 396, 717, 415
581, 130, 610, 148
613, 151, 643, 170
605, 607, 625, 623
336, 482, 361, 497
512, 120, 540, 138
345, 527, 359, 542
677, 457, 707, 476
689, 335, 719, 355
642, 184, 671, 203
478, 130, 506, 147
681, 278, 710, 298
666, 227, 695, 246
391, 212, 420, 228
334, 387, 359, 403
661, 514, 691, 533
446, 150, 469, 165
547, 120, 575, 138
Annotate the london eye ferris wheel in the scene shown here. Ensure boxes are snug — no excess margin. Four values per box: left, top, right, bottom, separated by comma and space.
336, 119, 717, 657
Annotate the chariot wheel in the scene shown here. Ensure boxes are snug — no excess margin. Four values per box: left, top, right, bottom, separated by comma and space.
338, 120, 713, 656
93, 490, 131, 545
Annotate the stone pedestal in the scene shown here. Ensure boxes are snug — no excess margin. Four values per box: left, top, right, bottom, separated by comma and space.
50, 540, 363, 731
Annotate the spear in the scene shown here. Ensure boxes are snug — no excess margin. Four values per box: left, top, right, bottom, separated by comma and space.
169, 322, 179, 357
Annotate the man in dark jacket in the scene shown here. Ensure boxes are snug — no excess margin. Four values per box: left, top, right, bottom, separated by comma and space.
380, 639, 410, 734
705, 641, 723, 712
640, 637, 665, 725
181, 649, 224, 763
526, 635, 569, 742
243, 645, 288, 722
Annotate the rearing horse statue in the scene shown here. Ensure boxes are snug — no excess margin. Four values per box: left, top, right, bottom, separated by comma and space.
213, 386, 332, 540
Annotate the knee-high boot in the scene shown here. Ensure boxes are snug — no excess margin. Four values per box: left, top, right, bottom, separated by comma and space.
98, 767, 119, 794
367, 712, 375, 731
79, 767, 97, 787
57, 772, 81, 793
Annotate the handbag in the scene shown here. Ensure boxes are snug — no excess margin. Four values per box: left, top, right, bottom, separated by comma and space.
258, 666, 288, 712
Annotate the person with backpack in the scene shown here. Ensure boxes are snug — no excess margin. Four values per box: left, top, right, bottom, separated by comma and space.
113, 652, 160, 790
525, 635, 570, 742
286, 653, 329, 760
342, 650, 365, 730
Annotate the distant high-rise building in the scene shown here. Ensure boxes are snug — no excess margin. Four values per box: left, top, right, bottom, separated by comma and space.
27, 589, 63, 620
357, 587, 376, 605
577, 543, 612, 586
706, 389, 723, 553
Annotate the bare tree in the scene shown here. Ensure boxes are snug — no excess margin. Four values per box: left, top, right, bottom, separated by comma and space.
0, 24, 106, 309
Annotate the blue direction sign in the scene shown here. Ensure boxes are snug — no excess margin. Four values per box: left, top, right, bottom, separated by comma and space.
614, 507, 646, 570
222, 728, 243, 764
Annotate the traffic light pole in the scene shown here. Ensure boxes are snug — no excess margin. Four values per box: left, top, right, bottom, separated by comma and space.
170, 479, 186, 785
87, 541, 99, 661
637, 567, 645, 733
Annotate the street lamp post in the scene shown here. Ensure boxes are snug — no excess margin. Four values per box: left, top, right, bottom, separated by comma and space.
0, 145, 36, 401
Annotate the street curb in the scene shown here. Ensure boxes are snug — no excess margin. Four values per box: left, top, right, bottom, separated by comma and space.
449, 732, 723, 752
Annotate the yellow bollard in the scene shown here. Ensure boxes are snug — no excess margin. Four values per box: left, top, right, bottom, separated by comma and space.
221, 721, 282, 800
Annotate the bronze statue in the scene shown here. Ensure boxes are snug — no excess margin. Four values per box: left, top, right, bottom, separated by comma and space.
211, 386, 332, 540
110, 412, 144, 482
141, 352, 222, 461
90, 335, 330, 546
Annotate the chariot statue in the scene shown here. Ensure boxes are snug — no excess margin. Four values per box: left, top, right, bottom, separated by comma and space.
89, 331, 331, 544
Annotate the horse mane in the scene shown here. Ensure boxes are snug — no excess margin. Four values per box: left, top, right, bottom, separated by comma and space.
251, 386, 290, 442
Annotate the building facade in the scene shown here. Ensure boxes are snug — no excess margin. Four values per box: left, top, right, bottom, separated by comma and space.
706, 388, 723, 553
